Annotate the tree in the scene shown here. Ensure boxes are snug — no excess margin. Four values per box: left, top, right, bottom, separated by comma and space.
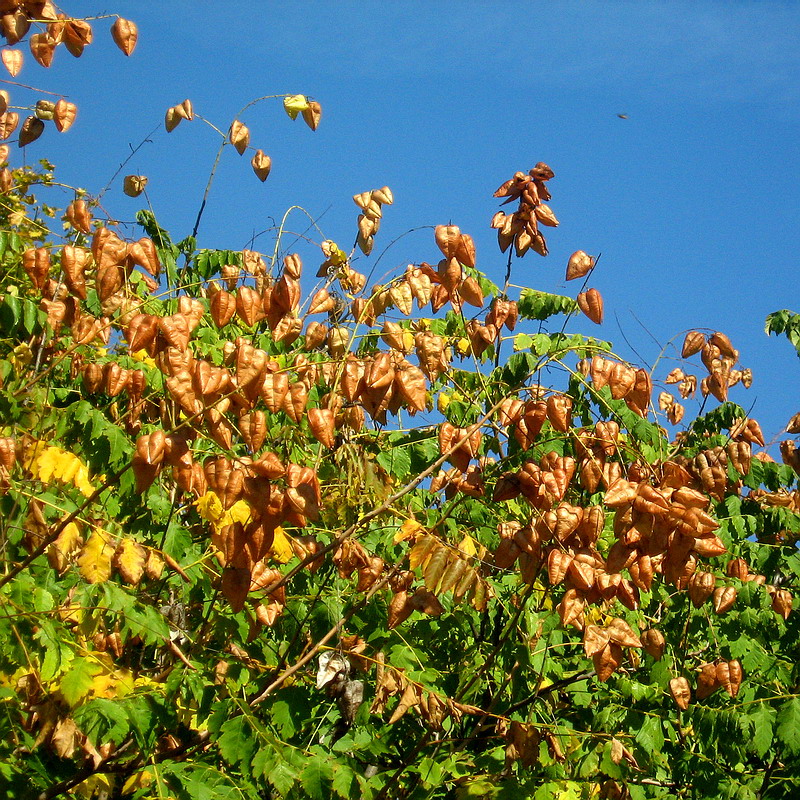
1, 5, 799, 799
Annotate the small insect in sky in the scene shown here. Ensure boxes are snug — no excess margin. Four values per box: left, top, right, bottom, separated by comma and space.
617, 113, 629, 120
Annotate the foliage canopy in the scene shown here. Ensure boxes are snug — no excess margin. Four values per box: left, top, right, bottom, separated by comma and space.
1, 6, 800, 800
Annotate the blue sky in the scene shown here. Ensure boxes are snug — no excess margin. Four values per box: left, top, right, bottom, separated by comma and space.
12, 1, 800, 444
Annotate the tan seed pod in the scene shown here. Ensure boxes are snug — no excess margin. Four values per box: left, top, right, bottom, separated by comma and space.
164, 106, 181, 132
123, 174, 148, 197
308, 407, 335, 449
301, 100, 322, 131
681, 330, 705, 358
111, 18, 138, 56
251, 149, 272, 182
712, 585, 737, 615
2, 48, 22, 77
63, 19, 93, 57
566, 250, 594, 281
29, 33, 56, 68
209, 289, 236, 328
1, 11, 30, 46
53, 98, 77, 132
577, 288, 603, 324
641, 628, 665, 660
716, 660, 742, 697
669, 677, 691, 710
229, 119, 250, 155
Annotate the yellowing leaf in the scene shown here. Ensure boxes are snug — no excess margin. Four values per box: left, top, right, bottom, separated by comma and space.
33, 445, 95, 497
114, 538, 146, 585
457, 534, 478, 558
122, 769, 154, 795
78, 530, 114, 584
225, 499, 253, 528
195, 491, 224, 524
283, 93, 310, 120
47, 521, 83, 573
270, 526, 293, 563
130, 348, 156, 369
394, 518, 424, 544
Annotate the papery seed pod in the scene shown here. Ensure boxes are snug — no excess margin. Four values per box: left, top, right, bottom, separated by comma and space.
688, 571, 715, 607
640, 628, 665, 660
123, 174, 147, 197
307, 407, 335, 449
18, 115, 44, 147
2, 49, 22, 77
771, 588, 793, 619
304, 320, 328, 350
546, 394, 572, 432
667, 402, 685, 425
566, 250, 594, 281
681, 331, 705, 358
712, 585, 737, 614
23, 246, 50, 290
716, 660, 742, 697
53, 98, 77, 132
111, 18, 138, 55
83, 362, 103, 393
29, 33, 56, 68
669, 677, 691, 710
251, 149, 271, 181
236, 286, 265, 327
66, 198, 92, 233
708, 331, 736, 360
577, 288, 603, 324
164, 105, 181, 132
301, 100, 322, 131
229, 119, 250, 155
1, 11, 30, 46
434, 224, 461, 260
458, 275, 484, 307
63, 19, 93, 57
209, 289, 236, 328
741, 367, 752, 388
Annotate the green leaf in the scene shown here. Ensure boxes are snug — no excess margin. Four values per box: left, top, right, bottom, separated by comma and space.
517, 288, 579, 321
59, 657, 100, 706
332, 763, 357, 798
776, 697, 800, 753
269, 761, 298, 796
377, 445, 411, 479
748, 702, 776, 758
217, 715, 256, 775
300, 753, 335, 800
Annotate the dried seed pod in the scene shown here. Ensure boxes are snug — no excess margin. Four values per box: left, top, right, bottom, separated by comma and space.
716, 660, 742, 697
123, 174, 147, 197
18, 115, 44, 147
2, 48, 22, 77
301, 100, 322, 131
712, 585, 737, 615
577, 288, 603, 324
29, 33, 56, 68
681, 331, 705, 358
251, 149, 271, 181
641, 628, 665, 660
669, 676, 691, 710
111, 18, 138, 55
229, 119, 250, 154
566, 250, 594, 281
53, 98, 77, 132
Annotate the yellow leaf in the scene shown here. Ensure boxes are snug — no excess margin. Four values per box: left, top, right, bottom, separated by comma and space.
122, 769, 153, 795
130, 349, 156, 369
73, 773, 114, 799
394, 518, 424, 544
114, 538, 146, 585
270, 526, 293, 563
224, 499, 253, 528
78, 530, 114, 584
34, 445, 95, 497
47, 521, 83, 573
195, 491, 224, 524
283, 93, 310, 119
457, 534, 478, 558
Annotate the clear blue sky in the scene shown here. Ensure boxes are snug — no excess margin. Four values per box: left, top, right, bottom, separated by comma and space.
13, 1, 800, 445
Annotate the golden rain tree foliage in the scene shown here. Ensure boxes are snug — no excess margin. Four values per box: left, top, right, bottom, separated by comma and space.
1, 5, 800, 800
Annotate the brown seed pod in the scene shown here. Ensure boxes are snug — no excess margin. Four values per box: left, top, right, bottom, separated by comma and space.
229, 119, 250, 155
251, 150, 271, 182
566, 250, 594, 281
669, 676, 691, 710
111, 18, 138, 55
577, 288, 603, 324
681, 331, 705, 358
